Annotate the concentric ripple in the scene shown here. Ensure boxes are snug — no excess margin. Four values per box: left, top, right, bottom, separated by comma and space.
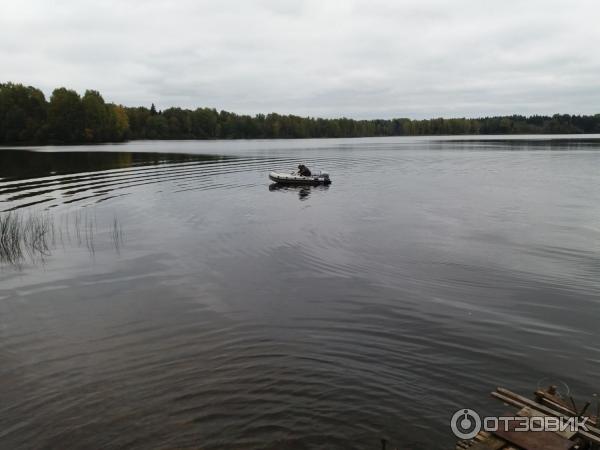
1, 137, 600, 450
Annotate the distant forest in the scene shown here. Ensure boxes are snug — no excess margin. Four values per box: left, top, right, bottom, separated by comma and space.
2, 82, 600, 145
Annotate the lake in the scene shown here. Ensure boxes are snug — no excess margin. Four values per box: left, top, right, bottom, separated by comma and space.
1, 136, 599, 449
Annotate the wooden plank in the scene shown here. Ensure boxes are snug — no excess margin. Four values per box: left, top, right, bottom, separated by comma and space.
495, 388, 600, 439
492, 391, 529, 410
496, 388, 565, 416
474, 431, 488, 442
493, 422, 576, 450
539, 398, 599, 426
477, 431, 492, 441
466, 435, 507, 450
534, 389, 574, 412
533, 390, 578, 417
517, 406, 576, 439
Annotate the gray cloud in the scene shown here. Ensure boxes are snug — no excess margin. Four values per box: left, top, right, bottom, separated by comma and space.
1, 0, 599, 118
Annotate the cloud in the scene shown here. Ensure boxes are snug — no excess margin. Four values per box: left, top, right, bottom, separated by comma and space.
1, 0, 599, 118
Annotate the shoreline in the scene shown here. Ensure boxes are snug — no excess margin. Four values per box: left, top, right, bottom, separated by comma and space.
3, 133, 600, 149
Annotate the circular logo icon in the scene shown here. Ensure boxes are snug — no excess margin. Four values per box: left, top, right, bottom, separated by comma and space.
451, 408, 481, 440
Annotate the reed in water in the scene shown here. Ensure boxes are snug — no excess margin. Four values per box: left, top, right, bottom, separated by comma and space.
0, 210, 123, 266
0, 212, 52, 265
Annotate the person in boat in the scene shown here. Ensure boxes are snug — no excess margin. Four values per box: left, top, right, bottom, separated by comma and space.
297, 164, 311, 176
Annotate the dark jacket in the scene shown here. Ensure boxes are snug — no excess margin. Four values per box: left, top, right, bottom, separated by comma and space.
298, 165, 311, 176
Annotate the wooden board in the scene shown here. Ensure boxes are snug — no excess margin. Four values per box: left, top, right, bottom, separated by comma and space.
493, 388, 600, 443
492, 419, 576, 450
466, 435, 506, 450
517, 406, 576, 439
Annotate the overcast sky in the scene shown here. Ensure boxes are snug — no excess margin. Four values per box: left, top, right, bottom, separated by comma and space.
1, 0, 599, 119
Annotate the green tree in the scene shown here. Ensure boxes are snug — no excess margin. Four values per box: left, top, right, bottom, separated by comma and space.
106, 104, 130, 141
0, 83, 47, 143
47, 88, 84, 143
82, 90, 109, 142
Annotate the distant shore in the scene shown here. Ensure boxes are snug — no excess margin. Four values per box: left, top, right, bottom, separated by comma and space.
2, 82, 600, 146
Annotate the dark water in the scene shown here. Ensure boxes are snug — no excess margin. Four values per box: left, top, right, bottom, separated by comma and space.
1, 136, 599, 449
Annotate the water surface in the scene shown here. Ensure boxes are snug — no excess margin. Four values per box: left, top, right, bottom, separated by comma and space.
1, 136, 600, 449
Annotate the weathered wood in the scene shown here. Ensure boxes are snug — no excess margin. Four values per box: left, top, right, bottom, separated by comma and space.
493, 422, 576, 450
492, 391, 529, 410
537, 397, 598, 427
537, 397, 579, 418
534, 389, 576, 414
497, 388, 600, 434
494, 388, 600, 444
474, 432, 488, 442
499, 388, 575, 419
454, 387, 600, 450
517, 406, 576, 439
466, 435, 507, 450
576, 429, 600, 445
478, 431, 492, 439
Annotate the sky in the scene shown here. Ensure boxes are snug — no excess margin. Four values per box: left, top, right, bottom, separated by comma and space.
1, 0, 599, 119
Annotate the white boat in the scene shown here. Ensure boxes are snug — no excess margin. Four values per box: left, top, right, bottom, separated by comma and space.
269, 170, 331, 185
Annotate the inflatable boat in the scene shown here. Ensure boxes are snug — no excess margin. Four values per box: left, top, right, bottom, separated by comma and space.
269, 170, 331, 185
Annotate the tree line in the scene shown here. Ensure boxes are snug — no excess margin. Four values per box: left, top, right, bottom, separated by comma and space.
2, 82, 600, 145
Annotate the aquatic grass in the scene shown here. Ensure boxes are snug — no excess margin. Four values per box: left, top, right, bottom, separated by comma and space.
22, 212, 53, 258
0, 212, 53, 265
0, 212, 24, 264
112, 216, 124, 253
0, 210, 124, 267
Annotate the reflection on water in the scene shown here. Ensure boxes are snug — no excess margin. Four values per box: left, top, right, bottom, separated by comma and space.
1, 137, 600, 450
269, 182, 331, 201
0, 150, 233, 211
0, 149, 227, 181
